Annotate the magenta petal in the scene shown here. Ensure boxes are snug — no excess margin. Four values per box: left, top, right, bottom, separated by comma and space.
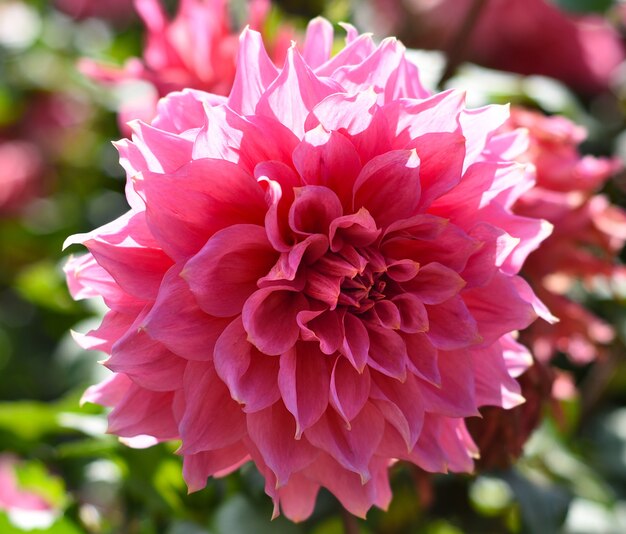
420, 350, 478, 417
341, 313, 370, 372
107, 326, 186, 392
392, 293, 428, 334
213, 317, 281, 413
366, 322, 408, 381
353, 149, 421, 228
472, 343, 524, 409
329, 208, 381, 252
373, 300, 402, 330
246, 402, 319, 487
277, 472, 321, 522
179, 361, 247, 454
82, 373, 131, 407
288, 185, 343, 235
297, 309, 343, 355
330, 357, 371, 426
183, 443, 250, 492
463, 272, 536, 346
409, 131, 466, 210
404, 262, 466, 305
426, 296, 481, 350
402, 332, 440, 386
142, 267, 230, 360
305, 403, 384, 482
261, 234, 328, 285
278, 342, 331, 437
184, 224, 278, 318
371, 372, 425, 450
242, 287, 308, 355
108, 384, 178, 441
138, 159, 267, 260
79, 212, 173, 301
293, 128, 362, 209
304, 454, 392, 519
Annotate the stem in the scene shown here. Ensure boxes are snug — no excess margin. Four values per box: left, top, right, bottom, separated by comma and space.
438, 0, 489, 88
341, 509, 360, 534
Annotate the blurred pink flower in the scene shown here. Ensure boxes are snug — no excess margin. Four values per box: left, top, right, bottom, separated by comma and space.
54, 0, 136, 22
508, 108, 625, 364
0, 455, 56, 529
0, 140, 44, 216
369, 0, 624, 94
80, 0, 293, 130
66, 19, 552, 520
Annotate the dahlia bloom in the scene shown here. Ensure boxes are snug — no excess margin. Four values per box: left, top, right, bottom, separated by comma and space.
66, 19, 553, 519
0, 455, 57, 529
80, 0, 292, 127
510, 108, 625, 364
366, 0, 624, 94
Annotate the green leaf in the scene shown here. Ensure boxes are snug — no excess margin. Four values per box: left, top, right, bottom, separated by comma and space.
213, 495, 302, 534
551, 0, 615, 14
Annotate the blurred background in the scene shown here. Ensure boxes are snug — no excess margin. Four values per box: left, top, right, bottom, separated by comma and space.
2, 0, 626, 532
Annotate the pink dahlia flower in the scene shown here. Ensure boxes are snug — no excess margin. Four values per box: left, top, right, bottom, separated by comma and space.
54, 0, 136, 22
509, 108, 625, 364
366, 0, 624, 95
80, 0, 292, 129
66, 19, 553, 520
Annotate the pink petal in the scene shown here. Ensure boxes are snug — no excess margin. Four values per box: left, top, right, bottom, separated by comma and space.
402, 332, 440, 386
329, 208, 381, 252
242, 287, 308, 355
330, 357, 371, 426
305, 403, 384, 482
213, 317, 281, 413
426, 296, 481, 350
463, 272, 536, 346
392, 293, 429, 334
340, 313, 370, 371
246, 402, 319, 487
183, 443, 250, 492
183, 224, 277, 318
403, 262, 466, 305
142, 266, 230, 360
288, 185, 343, 235
278, 342, 331, 438
256, 46, 341, 138
179, 361, 247, 454
302, 17, 334, 69
353, 149, 421, 228
293, 128, 362, 209
371, 372, 425, 450
365, 322, 408, 381
420, 350, 478, 417
228, 27, 278, 115
107, 326, 186, 392
472, 344, 525, 409
277, 472, 321, 522
297, 309, 344, 355
108, 384, 178, 441
137, 159, 267, 260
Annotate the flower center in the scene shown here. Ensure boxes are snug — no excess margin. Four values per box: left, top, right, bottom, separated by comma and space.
339, 269, 387, 313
